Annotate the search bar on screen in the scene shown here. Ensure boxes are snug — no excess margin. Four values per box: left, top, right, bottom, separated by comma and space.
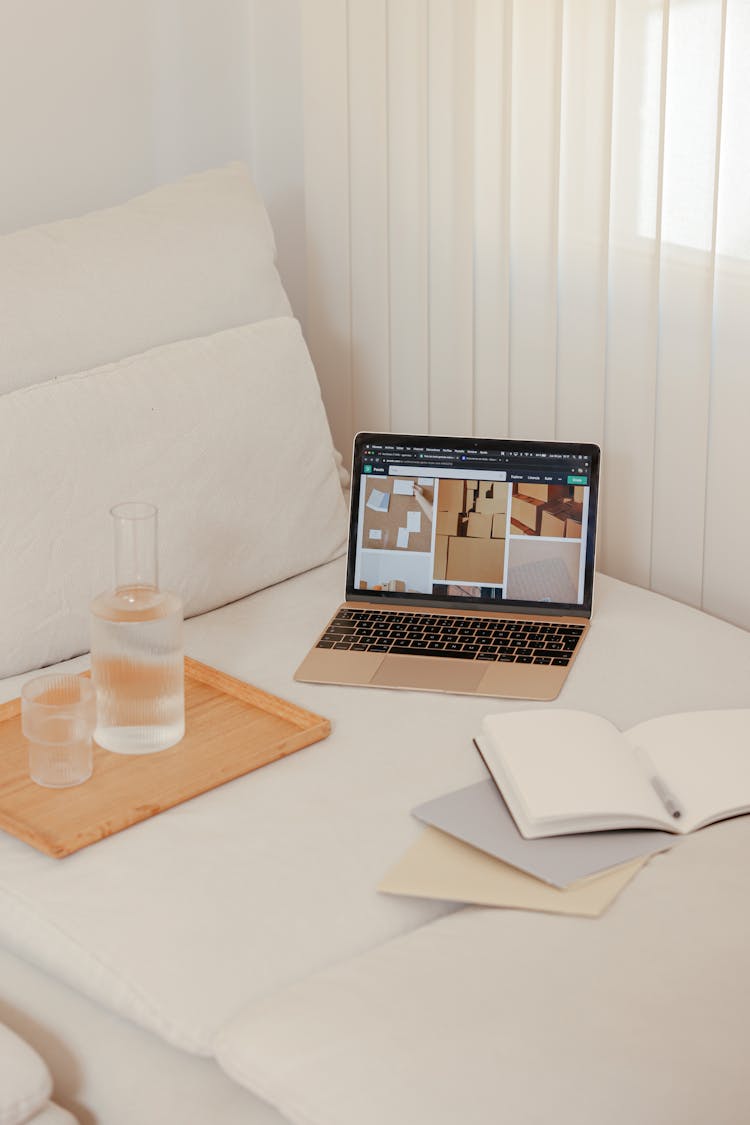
389, 466, 507, 481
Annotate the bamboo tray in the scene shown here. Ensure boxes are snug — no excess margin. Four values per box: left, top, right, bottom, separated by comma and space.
0, 657, 330, 859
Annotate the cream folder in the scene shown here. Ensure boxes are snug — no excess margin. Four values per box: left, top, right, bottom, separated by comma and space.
378, 826, 646, 918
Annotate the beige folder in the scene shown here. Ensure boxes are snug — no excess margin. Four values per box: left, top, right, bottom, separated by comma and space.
378, 826, 646, 918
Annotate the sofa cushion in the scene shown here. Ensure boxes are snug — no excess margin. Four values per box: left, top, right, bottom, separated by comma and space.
213, 815, 750, 1125
0, 163, 291, 394
0, 945, 281, 1125
0, 1022, 52, 1125
0, 317, 347, 677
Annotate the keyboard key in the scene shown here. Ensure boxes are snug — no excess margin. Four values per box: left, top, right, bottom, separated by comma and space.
317, 641, 334, 649
552, 657, 570, 666
396, 645, 470, 660
334, 642, 352, 650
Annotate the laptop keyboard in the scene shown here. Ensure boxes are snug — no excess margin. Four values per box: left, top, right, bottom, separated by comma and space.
316, 609, 584, 665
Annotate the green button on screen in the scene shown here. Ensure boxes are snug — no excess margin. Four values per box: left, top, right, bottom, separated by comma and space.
567, 475, 587, 485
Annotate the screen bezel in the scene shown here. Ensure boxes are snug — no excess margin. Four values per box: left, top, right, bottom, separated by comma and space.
345, 431, 600, 618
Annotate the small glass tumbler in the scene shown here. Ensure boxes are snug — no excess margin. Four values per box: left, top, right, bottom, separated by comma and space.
21, 675, 96, 788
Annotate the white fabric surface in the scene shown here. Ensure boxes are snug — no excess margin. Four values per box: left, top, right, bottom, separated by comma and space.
0, 560, 749, 1068
0, 1022, 51, 1125
0, 946, 283, 1125
24, 1106, 76, 1125
0, 163, 290, 394
215, 815, 750, 1125
0, 317, 347, 677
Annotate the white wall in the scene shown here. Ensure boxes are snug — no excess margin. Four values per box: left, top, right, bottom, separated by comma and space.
0, 0, 306, 316
0, 1, 245, 225
247, 0, 307, 326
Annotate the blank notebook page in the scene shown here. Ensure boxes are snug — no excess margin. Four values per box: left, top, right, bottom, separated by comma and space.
630, 709, 750, 830
482, 710, 663, 823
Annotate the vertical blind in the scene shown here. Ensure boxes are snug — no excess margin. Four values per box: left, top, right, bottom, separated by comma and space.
298, 0, 750, 628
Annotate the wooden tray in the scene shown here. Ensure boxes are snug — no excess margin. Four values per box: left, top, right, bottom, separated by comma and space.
0, 657, 330, 858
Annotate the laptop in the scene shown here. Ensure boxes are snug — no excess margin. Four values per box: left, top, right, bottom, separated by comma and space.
295, 432, 600, 700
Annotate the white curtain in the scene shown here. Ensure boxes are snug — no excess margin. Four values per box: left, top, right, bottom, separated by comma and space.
298, 0, 750, 627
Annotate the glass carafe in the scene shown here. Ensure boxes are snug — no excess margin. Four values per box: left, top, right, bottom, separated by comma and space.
90, 502, 185, 754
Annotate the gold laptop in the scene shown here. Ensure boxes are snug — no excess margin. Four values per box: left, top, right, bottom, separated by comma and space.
295, 433, 600, 701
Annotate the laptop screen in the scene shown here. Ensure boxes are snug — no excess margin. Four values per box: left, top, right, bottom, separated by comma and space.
346, 432, 600, 616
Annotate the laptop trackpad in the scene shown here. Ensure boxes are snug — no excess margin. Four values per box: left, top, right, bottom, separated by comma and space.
370, 655, 485, 693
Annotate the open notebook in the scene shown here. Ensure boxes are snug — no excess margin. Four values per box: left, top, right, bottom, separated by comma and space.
296, 432, 600, 701
475, 708, 750, 838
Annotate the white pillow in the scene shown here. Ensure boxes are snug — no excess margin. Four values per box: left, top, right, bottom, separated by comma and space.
0, 1022, 52, 1125
0, 317, 347, 677
0, 163, 291, 394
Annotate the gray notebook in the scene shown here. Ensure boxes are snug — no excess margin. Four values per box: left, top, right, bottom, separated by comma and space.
412, 780, 677, 888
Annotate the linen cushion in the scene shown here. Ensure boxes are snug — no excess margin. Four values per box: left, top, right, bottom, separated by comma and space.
0, 317, 347, 677
0, 162, 291, 394
214, 816, 750, 1125
0, 946, 284, 1125
0, 1022, 51, 1125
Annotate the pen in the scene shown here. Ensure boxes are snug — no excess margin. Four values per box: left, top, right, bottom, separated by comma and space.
648, 771, 682, 819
